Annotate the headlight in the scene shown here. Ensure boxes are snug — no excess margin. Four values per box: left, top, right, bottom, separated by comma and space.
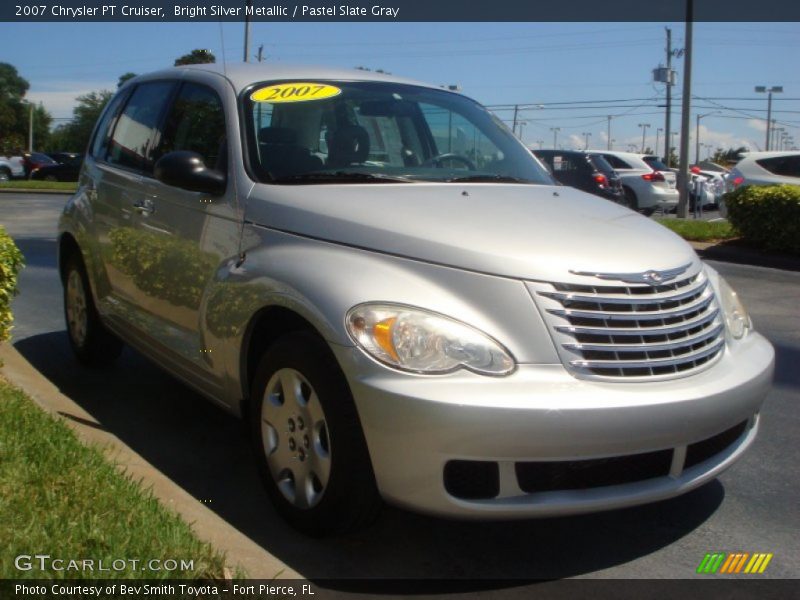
346, 303, 515, 376
717, 276, 751, 340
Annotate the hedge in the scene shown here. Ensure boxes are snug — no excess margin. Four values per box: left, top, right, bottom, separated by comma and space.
0, 226, 25, 342
724, 184, 800, 254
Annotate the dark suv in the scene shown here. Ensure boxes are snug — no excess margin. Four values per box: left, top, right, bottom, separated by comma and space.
533, 149, 624, 205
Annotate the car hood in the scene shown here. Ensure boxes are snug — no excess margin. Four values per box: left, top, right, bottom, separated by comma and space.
245, 182, 698, 282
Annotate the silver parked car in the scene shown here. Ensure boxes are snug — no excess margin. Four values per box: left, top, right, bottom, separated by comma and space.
59, 64, 774, 535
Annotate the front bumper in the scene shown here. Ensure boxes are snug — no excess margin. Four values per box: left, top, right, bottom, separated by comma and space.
333, 331, 773, 519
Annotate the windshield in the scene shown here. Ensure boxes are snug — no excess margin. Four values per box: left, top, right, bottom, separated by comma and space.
243, 81, 553, 185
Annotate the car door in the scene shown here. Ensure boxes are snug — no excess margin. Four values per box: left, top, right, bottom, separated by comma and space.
134, 79, 239, 391
88, 81, 176, 319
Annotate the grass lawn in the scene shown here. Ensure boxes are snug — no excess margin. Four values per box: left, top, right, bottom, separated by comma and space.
0, 181, 77, 192
654, 218, 737, 242
0, 376, 232, 579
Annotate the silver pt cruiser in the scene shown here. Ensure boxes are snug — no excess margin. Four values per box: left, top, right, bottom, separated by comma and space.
58, 64, 774, 535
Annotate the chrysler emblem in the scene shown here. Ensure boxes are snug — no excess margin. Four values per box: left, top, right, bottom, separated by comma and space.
570, 262, 692, 286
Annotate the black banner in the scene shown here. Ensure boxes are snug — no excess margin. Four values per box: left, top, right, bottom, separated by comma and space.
2, 0, 800, 22
2, 579, 798, 600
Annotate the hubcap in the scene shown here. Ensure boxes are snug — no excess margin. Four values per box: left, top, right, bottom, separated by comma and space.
261, 368, 332, 509
66, 270, 88, 346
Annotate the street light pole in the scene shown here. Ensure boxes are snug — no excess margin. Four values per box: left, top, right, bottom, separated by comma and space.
638, 123, 650, 153
695, 111, 718, 164
607, 116, 612, 150
582, 132, 591, 150
676, 0, 694, 219
656, 128, 663, 158
243, 0, 252, 61
550, 127, 560, 149
755, 85, 783, 150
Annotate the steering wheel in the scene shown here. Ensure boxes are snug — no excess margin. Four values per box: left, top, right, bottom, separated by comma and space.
421, 153, 476, 170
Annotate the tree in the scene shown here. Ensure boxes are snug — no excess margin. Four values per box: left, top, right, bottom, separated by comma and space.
0, 63, 53, 153
174, 49, 216, 66
47, 90, 113, 152
711, 146, 749, 166
117, 72, 137, 88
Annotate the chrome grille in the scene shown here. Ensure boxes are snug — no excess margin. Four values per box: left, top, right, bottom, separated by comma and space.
530, 270, 725, 380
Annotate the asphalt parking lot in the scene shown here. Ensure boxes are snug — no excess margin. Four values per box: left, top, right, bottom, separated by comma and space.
2, 193, 798, 585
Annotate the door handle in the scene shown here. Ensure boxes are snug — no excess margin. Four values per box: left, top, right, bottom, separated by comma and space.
132, 198, 155, 215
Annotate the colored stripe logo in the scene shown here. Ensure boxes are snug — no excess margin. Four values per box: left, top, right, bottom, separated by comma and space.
697, 552, 773, 574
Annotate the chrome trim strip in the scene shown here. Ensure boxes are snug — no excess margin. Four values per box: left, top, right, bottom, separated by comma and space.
547, 293, 714, 321
555, 308, 720, 336
569, 338, 725, 369
569, 262, 693, 286
539, 279, 707, 305
563, 323, 724, 353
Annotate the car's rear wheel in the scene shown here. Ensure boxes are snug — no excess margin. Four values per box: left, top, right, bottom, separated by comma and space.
250, 332, 381, 536
63, 254, 123, 366
0, 168, 10, 182
622, 186, 637, 210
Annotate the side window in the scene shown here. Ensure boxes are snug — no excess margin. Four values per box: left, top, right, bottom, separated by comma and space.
106, 81, 175, 173
159, 82, 227, 173
756, 156, 800, 177
611, 155, 634, 169
90, 89, 130, 159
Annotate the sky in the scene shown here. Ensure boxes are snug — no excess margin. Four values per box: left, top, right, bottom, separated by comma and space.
2, 20, 799, 157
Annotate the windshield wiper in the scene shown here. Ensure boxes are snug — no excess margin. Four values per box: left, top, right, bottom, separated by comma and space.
445, 174, 535, 184
273, 171, 416, 184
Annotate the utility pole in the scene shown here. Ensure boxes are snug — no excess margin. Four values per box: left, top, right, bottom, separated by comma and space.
665, 27, 673, 166
582, 132, 591, 150
607, 116, 612, 150
243, 0, 252, 62
677, 0, 694, 219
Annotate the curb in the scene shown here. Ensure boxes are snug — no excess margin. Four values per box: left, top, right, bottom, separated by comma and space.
0, 188, 74, 195
0, 343, 301, 580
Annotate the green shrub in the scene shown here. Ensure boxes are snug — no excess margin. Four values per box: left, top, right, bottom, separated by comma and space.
724, 184, 800, 254
0, 226, 25, 342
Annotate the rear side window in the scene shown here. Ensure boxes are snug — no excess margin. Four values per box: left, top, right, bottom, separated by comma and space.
588, 154, 616, 174
643, 156, 670, 171
158, 82, 227, 173
106, 81, 175, 173
603, 154, 633, 169
755, 155, 800, 177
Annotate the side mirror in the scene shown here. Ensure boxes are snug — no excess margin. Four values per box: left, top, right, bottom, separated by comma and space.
154, 151, 226, 196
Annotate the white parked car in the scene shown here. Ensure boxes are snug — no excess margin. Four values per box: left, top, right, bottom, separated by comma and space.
0, 155, 25, 181
596, 151, 679, 215
728, 151, 800, 190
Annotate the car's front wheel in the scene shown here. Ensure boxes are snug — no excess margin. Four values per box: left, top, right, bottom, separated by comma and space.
250, 332, 381, 536
63, 254, 123, 366
0, 168, 10, 182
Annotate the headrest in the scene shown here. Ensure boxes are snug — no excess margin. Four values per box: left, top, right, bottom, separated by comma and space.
327, 125, 370, 167
259, 127, 297, 145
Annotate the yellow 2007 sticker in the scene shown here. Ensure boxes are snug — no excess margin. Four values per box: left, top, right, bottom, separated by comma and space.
250, 83, 342, 103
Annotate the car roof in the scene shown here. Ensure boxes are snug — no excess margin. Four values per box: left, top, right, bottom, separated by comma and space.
593, 150, 647, 159
126, 62, 444, 95
738, 151, 800, 160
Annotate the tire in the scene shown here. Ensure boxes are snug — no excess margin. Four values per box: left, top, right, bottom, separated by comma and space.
63, 254, 123, 366
250, 332, 381, 536
622, 186, 638, 210
44, 175, 58, 182
0, 168, 10, 182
